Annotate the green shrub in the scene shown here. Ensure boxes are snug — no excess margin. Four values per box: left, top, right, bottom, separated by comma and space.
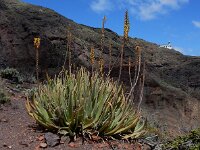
26, 67, 146, 139
0, 68, 22, 83
163, 128, 200, 150
0, 90, 10, 104
25, 87, 38, 99
21, 74, 36, 84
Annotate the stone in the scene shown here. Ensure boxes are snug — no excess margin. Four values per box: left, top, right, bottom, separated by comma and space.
142, 144, 151, 150
39, 142, 47, 148
60, 136, 70, 144
44, 132, 60, 147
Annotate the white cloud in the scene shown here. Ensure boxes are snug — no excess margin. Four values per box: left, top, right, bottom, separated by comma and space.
90, 0, 189, 20
192, 21, 200, 28
90, 0, 112, 13
126, 0, 189, 20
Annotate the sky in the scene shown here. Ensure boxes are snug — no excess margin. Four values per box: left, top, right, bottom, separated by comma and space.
22, 0, 200, 56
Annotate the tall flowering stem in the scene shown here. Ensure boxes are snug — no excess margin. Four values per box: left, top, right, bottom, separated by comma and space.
60, 26, 72, 76
34, 37, 40, 84
119, 10, 130, 81
128, 56, 132, 86
90, 46, 95, 74
108, 42, 112, 73
67, 31, 72, 74
124, 10, 130, 41
100, 16, 106, 59
99, 58, 104, 76
137, 62, 145, 111
127, 46, 142, 101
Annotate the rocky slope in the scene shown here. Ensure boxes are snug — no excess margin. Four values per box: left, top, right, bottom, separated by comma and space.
0, 0, 200, 137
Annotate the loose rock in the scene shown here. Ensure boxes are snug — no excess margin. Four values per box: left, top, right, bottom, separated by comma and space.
45, 132, 60, 147
40, 142, 47, 148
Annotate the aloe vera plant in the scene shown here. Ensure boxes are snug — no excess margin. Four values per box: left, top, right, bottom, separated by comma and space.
26, 67, 146, 139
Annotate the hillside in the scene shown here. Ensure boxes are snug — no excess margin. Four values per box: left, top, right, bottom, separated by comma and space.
0, 0, 200, 137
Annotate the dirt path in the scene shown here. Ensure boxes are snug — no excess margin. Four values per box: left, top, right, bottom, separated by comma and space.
0, 94, 40, 150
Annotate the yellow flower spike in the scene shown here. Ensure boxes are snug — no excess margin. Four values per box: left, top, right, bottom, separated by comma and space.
119, 10, 130, 81
34, 37, 41, 49
34, 37, 40, 84
124, 10, 130, 41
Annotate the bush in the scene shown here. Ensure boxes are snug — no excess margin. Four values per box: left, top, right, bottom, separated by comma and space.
25, 87, 38, 99
0, 90, 10, 104
0, 78, 10, 104
0, 68, 22, 83
26, 67, 146, 139
163, 128, 200, 150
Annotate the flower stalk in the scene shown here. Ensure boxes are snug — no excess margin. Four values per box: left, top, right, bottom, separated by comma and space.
90, 46, 95, 74
34, 37, 40, 84
119, 10, 130, 81
100, 16, 106, 59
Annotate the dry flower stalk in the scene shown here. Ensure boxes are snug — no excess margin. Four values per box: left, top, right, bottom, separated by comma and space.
34, 37, 40, 83
133, 46, 141, 82
137, 62, 145, 111
127, 46, 142, 100
135, 46, 141, 64
62, 26, 72, 75
68, 32, 72, 73
34, 38, 40, 49
90, 46, 95, 65
119, 10, 130, 81
108, 42, 112, 73
90, 46, 95, 73
124, 10, 130, 42
99, 58, 104, 76
100, 16, 106, 59
128, 56, 132, 86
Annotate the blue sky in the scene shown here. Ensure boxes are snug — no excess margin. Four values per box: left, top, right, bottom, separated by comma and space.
22, 0, 200, 56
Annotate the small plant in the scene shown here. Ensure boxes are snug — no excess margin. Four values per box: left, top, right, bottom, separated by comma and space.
0, 77, 10, 105
26, 67, 146, 140
163, 128, 200, 150
0, 78, 10, 104
25, 87, 38, 100
21, 74, 36, 84
0, 90, 10, 104
0, 67, 22, 83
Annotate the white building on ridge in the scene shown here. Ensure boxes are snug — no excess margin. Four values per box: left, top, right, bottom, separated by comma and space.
160, 41, 173, 49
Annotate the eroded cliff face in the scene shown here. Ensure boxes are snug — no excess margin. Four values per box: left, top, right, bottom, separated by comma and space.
0, 0, 200, 136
